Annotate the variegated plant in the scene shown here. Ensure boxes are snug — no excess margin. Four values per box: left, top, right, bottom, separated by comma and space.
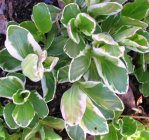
0, 0, 149, 139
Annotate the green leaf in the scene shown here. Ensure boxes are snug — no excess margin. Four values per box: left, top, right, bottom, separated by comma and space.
100, 125, 118, 140
93, 47, 128, 94
97, 106, 115, 120
120, 117, 137, 136
57, 65, 69, 83
123, 53, 134, 74
0, 76, 24, 98
75, 13, 96, 36
101, 15, 120, 34
92, 33, 118, 45
120, 34, 149, 53
12, 101, 35, 128
47, 5, 61, 22
5, 25, 42, 61
65, 124, 86, 140
121, 0, 149, 20
43, 127, 62, 140
47, 36, 67, 56
44, 25, 57, 49
120, 16, 148, 29
64, 38, 86, 58
80, 97, 109, 135
33, 3, 52, 34
80, 82, 124, 111
88, 2, 123, 17
0, 49, 21, 72
61, 84, 87, 126
99, 45, 124, 58
29, 91, 49, 118
136, 130, 149, 140
40, 116, 65, 130
20, 21, 41, 42
3, 103, 19, 129
84, 60, 101, 81
0, 126, 5, 139
43, 56, 59, 72
139, 83, 149, 97
61, 3, 80, 27
22, 124, 41, 140
21, 54, 44, 82
135, 68, 149, 83
67, 18, 80, 44
113, 26, 141, 42
7, 72, 26, 84
41, 72, 57, 103
69, 48, 91, 82
12, 90, 30, 105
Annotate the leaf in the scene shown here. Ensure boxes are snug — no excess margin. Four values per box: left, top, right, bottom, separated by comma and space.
22, 124, 41, 140
60, 84, 87, 126
0, 76, 24, 99
136, 130, 149, 140
75, 13, 96, 36
80, 97, 109, 135
92, 33, 118, 45
139, 83, 149, 97
121, 0, 149, 20
5, 25, 42, 61
120, 117, 137, 136
12, 101, 35, 128
67, 18, 80, 44
57, 65, 69, 83
3, 103, 19, 129
47, 36, 67, 56
44, 25, 57, 49
43, 127, 62, 140
0, 126, 5, 139
0, 49, 21, 72
80, 82, 124, 111
41, 116, 65, 130
120, 34, 149, 53
41, 72, 56, 103
21, 54, 44, 82
93, 47, 128, 94
88, 2, 123, 17
43, 56, 59, 72
135, 68, 149, 83
12, 90, 30, 105
20, 21, 41, 42
123, 53, 134, 74
69, 48, 91, 82
47, 5, 61, 22
113, 26, 141, 42
33, 3, 52, 34
120, 16, 148, 29
7, 72, 26, 84
61, 3, 80, 27
65, 124, 86, 140
99, 45, 124, 58
29, 91, 49, 118
100, 125, 118, 140
84, 60, 101, 81
64, 38, 86, 58
101, 15, 120, 34
97, 106, 115, 120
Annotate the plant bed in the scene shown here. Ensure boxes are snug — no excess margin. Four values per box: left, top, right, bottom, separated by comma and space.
0, 0, 149, 139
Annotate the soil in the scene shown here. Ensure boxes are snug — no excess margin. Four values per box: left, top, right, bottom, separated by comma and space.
0, 0, 149, 139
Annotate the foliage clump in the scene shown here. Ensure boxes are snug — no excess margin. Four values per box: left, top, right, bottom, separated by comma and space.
0, 0, 149, 139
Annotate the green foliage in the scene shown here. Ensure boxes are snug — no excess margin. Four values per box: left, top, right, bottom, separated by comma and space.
0, 0, 149, 139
